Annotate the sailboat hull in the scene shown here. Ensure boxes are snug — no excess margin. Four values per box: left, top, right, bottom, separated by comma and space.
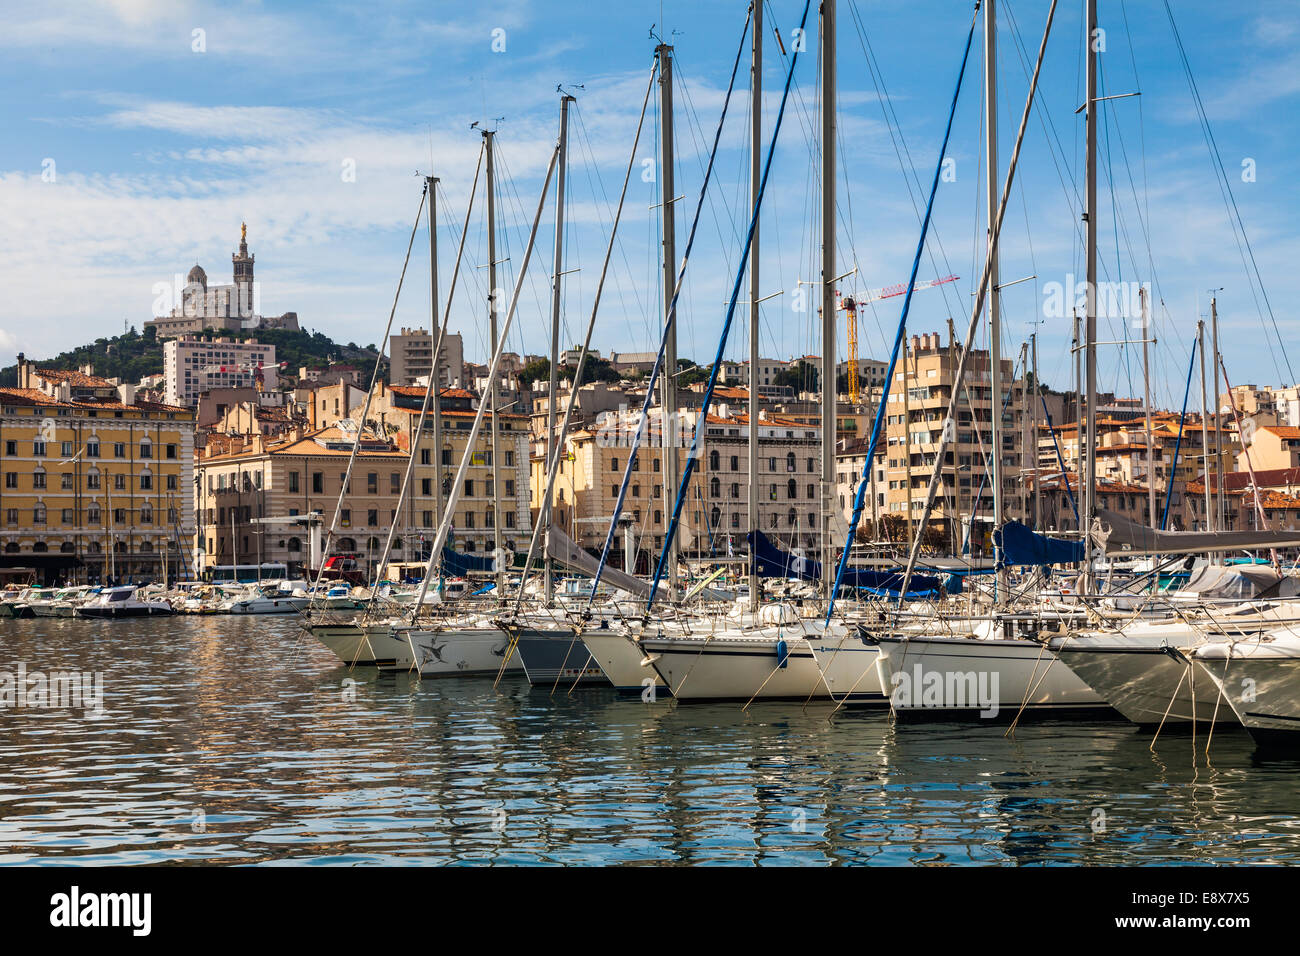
641, 634, 833, 703
580, 630, 670, 696
1194, 646, 1300, 748
310, 624, 396, 667
400, 626, 524, 678
872, 634, 1114, 720
502, 625, 610, 688
1054, 645, 1236, 726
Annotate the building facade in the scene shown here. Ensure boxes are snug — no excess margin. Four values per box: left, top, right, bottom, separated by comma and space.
388, 328, 465, 388
1, 361, 196, 584
531, 406, 824, 571
163, 336, 277, 408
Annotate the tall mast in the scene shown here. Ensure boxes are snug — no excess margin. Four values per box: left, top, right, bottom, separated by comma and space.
747, 1, 762, 611
985, 0, 1005, 532
985, 0, 1004, 594
1031, 331, 1041, 529
544, 95, 573, 605
426, 174, 442, 565
1082, 0, 1099, 590
1140, 287, 1156, 526
483, 129, 504, 592
1210, 294, 1224, 530
1072, 310, 1082, 530
657, 42, 679, 596
1198, 319, 1212, 533
820, 0, 837, 593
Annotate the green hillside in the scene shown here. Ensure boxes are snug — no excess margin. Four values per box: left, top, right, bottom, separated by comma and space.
0, 326, 385, 389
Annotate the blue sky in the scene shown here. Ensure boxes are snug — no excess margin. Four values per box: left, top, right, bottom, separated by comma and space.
0, 0, 1297, 410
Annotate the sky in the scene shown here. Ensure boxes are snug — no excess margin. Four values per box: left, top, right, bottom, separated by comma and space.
0, 0, 1297, 411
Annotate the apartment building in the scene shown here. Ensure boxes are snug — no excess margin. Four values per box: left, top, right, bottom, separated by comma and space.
163, 335, 277, 407
307, 380, 532, 558
531, 406, 824, 572
1, 360, 196, 583
877, 331, 1027, 535
196, 426, 410, 576
388, 328, 465, 388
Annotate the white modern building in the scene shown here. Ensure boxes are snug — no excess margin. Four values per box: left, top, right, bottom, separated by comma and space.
163, 336, 278, 408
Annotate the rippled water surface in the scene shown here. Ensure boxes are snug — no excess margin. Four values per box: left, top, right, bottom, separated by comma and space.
1, 615, 1298, 865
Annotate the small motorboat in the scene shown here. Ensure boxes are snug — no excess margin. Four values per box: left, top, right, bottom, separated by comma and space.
77, 586, 176, 618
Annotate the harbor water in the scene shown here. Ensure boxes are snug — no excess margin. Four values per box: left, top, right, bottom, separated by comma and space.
2, 615, 1299, 865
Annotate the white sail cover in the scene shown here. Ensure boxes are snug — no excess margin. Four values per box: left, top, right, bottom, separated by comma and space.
1094, 508, 1300, 556
546, 527, 651, 598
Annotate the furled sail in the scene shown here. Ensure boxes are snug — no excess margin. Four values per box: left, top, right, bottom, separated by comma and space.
994, 520, 1085, 567
1094, 508, 1300, 556
747, 531, 942, 595
547, 527, 650, 598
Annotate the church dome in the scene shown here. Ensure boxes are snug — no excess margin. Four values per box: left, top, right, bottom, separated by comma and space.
187, 263, 207, 288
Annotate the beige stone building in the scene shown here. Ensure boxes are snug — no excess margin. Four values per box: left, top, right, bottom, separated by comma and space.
2, 361, 196, 583
876, 332, 1026, 538
531, 406, 824, 572
388, 328, 464, 388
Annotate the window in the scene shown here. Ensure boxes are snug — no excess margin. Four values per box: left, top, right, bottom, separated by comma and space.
289, 471, 299, 493
114, 443, 125, 458
611, 457, 619, 472
807, 483, 815, 500
166, 444, 177, 459
788, 479, 797, 499
653, 458, 661, 473
367, 473, 377, 494
61, 473, 73, 490
32, 471, 45, 489
3, 473, 14, 489
731, 455, 739, 471
140, 505, 153, 524
61, 441, 73, 458
114, 474, 126, 491
422, 511, 433, 527
340, 509, 351, 527
786, 453, 796, 472
87, 472, 100, 489
166, 474, 177, 491
3, 441, 13, 456
140, 473, 153, 490
505, 512, 516, 528
5, 508, 16, 525
312, 472, 323, 493
485, 510, 494, 528
505, 451, 515, 467
33, 505, 46, 525
709, 477, 720, 498
709, 450, 720, 470
505, 479, 515, 497
464, 512, 475, 529
367, 509, 378, 526
33, 440, 45, 457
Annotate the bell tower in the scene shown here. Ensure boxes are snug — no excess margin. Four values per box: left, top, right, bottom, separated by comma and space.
232, 221, 255, 317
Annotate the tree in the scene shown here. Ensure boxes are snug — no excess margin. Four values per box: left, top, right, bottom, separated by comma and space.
774, 360, 819, 393
675, 358, 710, 387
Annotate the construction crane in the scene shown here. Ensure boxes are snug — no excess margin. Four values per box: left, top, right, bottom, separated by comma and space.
839, 274, 959, 403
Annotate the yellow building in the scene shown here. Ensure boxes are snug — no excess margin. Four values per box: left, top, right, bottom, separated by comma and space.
1, 360, 196, 584
197, 382, 533, 576
877, 332, 1026, 542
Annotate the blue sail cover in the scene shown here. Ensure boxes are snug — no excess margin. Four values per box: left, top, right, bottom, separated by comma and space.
747, 531, 942, 596
994, 521, 1084, 568
442, 547, 496, 577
